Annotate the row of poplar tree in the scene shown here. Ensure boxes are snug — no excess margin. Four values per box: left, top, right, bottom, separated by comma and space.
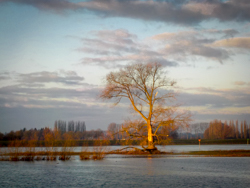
204, 120, 249, 139
54, 120, 86, 133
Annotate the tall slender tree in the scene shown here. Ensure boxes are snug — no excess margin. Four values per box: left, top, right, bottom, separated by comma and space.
236, 120, 239, 139
244, 120, 247, 139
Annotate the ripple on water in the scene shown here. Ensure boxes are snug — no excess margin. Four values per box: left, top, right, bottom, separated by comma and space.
0, 157, 249, 188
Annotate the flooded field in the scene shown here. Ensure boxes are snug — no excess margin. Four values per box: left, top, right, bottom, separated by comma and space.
1, 144, 250, 154
1, 145, 250, 187
0, 156, 250, 188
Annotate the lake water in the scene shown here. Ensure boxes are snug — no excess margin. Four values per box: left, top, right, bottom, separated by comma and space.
0, 145, 250, 187
0, 156, 249, 188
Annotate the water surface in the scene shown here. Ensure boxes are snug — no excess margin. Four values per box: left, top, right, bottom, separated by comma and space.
3, 144, 249, 153
0, 156, 249, 188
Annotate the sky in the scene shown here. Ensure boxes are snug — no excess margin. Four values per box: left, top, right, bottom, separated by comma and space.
0, 0, 250, 133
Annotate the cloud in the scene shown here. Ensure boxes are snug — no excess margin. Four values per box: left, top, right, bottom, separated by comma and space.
203, 29, 239, 38
0, 0, 79, 13
78, 0, 250, 25
0, 84, 100, 101
2, 0, 250, 24
0, 72, 127, 132
82, 54, 178, 68
1, 74, 250, 132
94, 29, 137, 41
178, 86, 250, 109
183, 0, 250, 22
0, 72, 11, 81
0, 104, 128, 132
234, 81, 250, 86
17, 70, 84, 86
194, 113, 250, 124
179, 92, 232, 108
152, 30, 230, 62
221, 29, 239, 38
210, 0, 250, 22
78, 29, 140, 57
77, 0, 208, 25
79, 29, 179, 68
213, 37, 250, 49
78, 27, 247, 66
234, 81, 246, 86
0, 70, 99, 109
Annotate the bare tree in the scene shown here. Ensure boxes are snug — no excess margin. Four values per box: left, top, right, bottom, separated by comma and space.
244, 120, 247, 139
100, 62, 191, 150
241, 121, 244, 139
107, 123, 118, 139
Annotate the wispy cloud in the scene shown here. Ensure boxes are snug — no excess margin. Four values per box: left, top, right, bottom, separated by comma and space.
234, 81, 250, 86
77, 27, 249, 66
179, 86, 250, 109
78, 0, 250, 25
0, 69, 104, 111
151, 29, 232, 63
78, 29, 179, 68
184, 0, 250, 22
213, 37, 250, 49
0, 0, 79, 13
0, 70, 85, 86
17, 70, 85, 86
0, 84, 101, 108
0, 72, 11, 81
2, 0, 250, 24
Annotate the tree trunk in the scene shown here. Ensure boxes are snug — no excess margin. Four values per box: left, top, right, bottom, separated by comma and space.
147, 121, 156, 150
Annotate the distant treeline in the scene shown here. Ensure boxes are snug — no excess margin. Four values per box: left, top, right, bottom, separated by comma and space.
0, 127, 104, 142
1, 120, 102, 141
204, 120, 250, 139
171, 139, 249, 145
1, 119, 249, 143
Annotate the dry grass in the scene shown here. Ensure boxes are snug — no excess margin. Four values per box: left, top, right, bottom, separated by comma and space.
58, 139, 75, 161
185, 150, 250, 157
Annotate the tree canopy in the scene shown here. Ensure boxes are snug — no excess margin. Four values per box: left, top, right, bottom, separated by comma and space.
100, 62, 191, 150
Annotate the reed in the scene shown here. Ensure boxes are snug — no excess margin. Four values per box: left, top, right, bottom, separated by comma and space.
21, 140, 37, 161
92, 140, 108, 160
43, 131, 58, 160
59, 139, 75, 161
79, 142, 91, 160
8, 140, 23, 161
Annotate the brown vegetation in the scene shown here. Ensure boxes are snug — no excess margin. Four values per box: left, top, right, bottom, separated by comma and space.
185, 150, 250, 157
59, 133, 76, 161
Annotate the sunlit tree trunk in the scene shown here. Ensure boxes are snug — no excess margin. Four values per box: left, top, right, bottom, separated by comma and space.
147, 120, 154, 149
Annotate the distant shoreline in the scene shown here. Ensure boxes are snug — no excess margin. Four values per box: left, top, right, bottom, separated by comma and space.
1, 150, 250, 161
0, 139, 249, 147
